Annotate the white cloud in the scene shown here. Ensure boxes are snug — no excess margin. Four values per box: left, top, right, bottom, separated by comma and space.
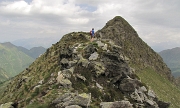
66, 17, 89, 25
0, 20, 10, 26
0, 0, 180, 51
39, 29, 56, 34
0, 1, 31, 15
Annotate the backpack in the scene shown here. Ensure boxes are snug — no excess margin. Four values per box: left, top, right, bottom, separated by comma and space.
90, 30, 92, 35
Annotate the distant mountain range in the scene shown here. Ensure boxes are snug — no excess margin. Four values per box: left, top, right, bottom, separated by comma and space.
12, 37, 58, 49
17, 46, 46, 59
0, 42, 46, 82
159, 47, 180, 77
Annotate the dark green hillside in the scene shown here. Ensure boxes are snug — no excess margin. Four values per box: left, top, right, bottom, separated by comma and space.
159, 47, 180, 77
17, 46, 46, 59
0, 68, 9, 82
137, 67, 180, 108
28, 46, 46, 59
0, 42, 34, 77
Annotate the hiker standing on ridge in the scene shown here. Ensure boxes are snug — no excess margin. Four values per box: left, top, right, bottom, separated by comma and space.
90, 28, 95, 42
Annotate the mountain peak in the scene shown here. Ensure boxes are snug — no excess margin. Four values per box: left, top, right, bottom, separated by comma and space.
101, 16, 136, 37
0, 42, 16, 49
96, 16, 173, 82
106, 16, 124, 25
105, 16, 126, 26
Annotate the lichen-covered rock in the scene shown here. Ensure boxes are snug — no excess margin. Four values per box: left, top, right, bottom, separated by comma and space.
93, 61, 106, 76
68, 60, 78, 67
38, 79, 44, 84
120, 78, 142, 92
96, 82, 103, 89
83, 44, 97, 59
102, 44, 108, 51
60, 58, 69, 69
148, 90, 156, 98
60, 47, 73, 59
0, 102, 14, 108
96, 41, 104, 46
130, 89, 143, 103
65, 105, 82, 108
77, 54, 89, 67
52, 93, 91, 108
56, 71, 72, 88
139, 86, 147, 92
33, 85, 41, 90
76, 74, 86, 82
89, 52, 99, 60
100, 101, 133, 108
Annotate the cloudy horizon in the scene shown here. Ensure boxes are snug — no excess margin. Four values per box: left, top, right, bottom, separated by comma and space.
0, 0, 180, 52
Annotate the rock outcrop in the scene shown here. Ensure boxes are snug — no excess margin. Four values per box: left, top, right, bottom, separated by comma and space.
52, 93, 91, 108
50, 38, 169, 108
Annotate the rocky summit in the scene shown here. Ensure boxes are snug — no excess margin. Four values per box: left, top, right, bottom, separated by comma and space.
0, 16, 173, 108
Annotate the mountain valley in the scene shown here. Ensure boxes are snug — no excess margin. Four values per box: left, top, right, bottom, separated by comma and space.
0, 42, 46, 82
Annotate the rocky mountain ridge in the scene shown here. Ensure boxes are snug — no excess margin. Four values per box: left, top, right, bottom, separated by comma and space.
0, 16, 177, 108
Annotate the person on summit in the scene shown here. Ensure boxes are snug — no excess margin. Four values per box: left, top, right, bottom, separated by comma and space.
90, 28, 95, 42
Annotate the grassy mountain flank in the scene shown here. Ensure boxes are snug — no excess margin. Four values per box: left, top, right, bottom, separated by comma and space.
0, 42, 34, 77
17, 46, 46, 59
0, 16, 180, 108
159, 47, 180, 77
0, 68, 9, 82
136, 66, 180, 107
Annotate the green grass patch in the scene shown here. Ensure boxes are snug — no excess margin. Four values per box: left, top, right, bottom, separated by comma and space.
26, 102, 49, 108
31, 88, 40, 98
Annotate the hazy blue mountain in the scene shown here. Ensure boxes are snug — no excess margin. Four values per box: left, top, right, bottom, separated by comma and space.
12, 37, 58, 49
17, 46, 46, 59
152, 42, 180, 52
159, 47, 180, 77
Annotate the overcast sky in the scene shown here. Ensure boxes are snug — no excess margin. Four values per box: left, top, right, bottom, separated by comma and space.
0, 0, 180, 51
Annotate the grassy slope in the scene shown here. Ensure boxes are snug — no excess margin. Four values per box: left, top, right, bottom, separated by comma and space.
0, 80, 10, 94
135, 66, 180, 108
0, 44, 35, 77
0, 68, 9, 82
0, 32, 90, 107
